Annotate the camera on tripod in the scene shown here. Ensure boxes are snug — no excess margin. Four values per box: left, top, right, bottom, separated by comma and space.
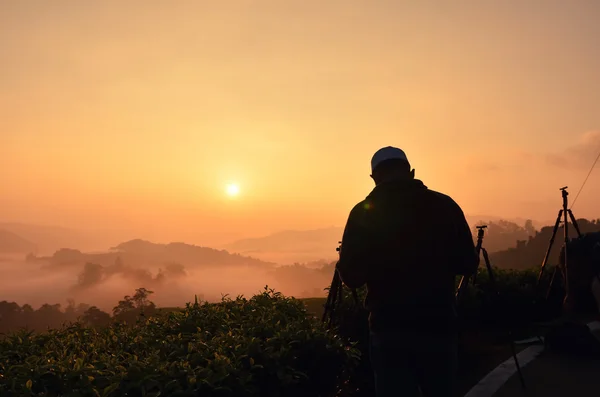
456, 224, 495, 301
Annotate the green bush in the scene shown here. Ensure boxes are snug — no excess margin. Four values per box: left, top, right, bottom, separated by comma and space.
455, 266, 561, 334
0, 288, 360, 397
322, 266, 557, 334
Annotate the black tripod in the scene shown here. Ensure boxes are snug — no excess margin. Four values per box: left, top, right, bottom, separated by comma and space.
456, 225, 526, 390
456, 225, 494, 301
537, 186, 582, 300
322, 241, 359, 328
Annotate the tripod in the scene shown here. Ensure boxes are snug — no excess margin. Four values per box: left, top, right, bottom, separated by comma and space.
456, 225, 494, 301
456, 225, 526, 390
322, 241, 360, 328
537, 187, 582, 300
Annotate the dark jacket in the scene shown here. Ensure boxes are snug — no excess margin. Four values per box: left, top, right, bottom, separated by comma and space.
336, 178, 479, 332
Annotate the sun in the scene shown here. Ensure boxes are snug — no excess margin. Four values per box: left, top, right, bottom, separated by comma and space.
225, 183, 240, 197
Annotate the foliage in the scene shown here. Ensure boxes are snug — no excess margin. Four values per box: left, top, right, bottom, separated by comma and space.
0, 287, 359, 397
0, 288, 159, 334
491, 218, 600, 269
454, 266, 561, 337
312, 266, 559, 335
112, 288, 157, 323
471, 219, 537, 253
0, 300, 91, 334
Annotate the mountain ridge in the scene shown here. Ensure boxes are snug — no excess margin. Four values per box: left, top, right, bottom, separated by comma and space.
36, 238, 276, 271
0, 229, 37, 254
221, 216, 547, 264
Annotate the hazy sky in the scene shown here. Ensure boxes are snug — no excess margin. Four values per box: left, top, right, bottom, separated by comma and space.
2, 1, 600, 245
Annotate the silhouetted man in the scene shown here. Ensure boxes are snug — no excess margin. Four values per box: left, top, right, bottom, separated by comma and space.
336, 146, 479, 397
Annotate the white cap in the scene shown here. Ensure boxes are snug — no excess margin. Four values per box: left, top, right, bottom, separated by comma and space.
371, 146, 409, 173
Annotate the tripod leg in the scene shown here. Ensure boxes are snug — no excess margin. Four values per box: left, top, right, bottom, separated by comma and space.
456, 254, 481, 302
567, 209, 582, 237
331, 275, 345, 328
482, 248, 495, 287
510, 330, 527, 390
537, 210, 563, 286
326, 273, 341, 327
456, 275, 470, 302
546, 266, 559, 301
562, 207, 571, 305
322, 271, 338, 322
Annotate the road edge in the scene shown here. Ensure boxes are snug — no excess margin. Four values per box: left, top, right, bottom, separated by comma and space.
463, 320, 600, 397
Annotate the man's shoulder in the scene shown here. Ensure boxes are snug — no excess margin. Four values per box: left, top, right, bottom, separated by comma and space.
348, 198, 373, 217
424, 189, 464, 213
344, 191, 380, 227
426, 188, 456, 203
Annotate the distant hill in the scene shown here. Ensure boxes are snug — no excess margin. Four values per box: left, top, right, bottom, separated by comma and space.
489, 218, 600, 269
223, 216, 544, 264
465, 215, 546, 230
0, 222, 250, 256
111, 239, 275, 268
37, 239, 276, 271
0, 229, 37, 254
0, 222, 97, 255
222, 227, 344, 265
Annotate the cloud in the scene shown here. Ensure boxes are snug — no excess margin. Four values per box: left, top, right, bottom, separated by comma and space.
542, 131, 600, 170
461, 130, 600, 178
474, 161, 501, 172
461, 149, 532, 175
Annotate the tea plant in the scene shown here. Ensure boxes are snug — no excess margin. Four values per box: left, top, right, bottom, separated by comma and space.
0, 288, 360, 397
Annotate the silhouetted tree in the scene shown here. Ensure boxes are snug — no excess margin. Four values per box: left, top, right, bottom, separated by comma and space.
82, 306, 111, 327
76, 262, 105, 289
113, 296, 135, 317
112, 288, 156, 323
490, 218, 600, 269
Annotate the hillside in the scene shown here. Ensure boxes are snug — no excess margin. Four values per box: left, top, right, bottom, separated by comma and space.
35, 239, 276, 271
0, 229, 37, 254
489, 218, 600, 269
223, 227, 343, 264
111, 239, 275, 268
223, 217, 542, 264
0, 222, 100, 255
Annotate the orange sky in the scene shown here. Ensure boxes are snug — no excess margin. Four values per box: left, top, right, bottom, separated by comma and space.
2, 1, 600, 246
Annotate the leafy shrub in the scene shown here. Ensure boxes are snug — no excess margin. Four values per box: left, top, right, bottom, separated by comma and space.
0, 288, 360, 397
455, 265, 561, 337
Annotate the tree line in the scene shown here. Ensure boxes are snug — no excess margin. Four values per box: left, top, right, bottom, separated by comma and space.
0, 287, 157, 335
489, 218, 600, 269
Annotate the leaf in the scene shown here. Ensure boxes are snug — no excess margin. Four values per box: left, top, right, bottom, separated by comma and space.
74, 357, 84, 370
26, 379, 32, 389
103, 383, 120, 397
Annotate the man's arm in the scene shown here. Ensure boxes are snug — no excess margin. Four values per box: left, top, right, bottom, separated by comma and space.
336, 202, 374, 289
447, 199, 479, 276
